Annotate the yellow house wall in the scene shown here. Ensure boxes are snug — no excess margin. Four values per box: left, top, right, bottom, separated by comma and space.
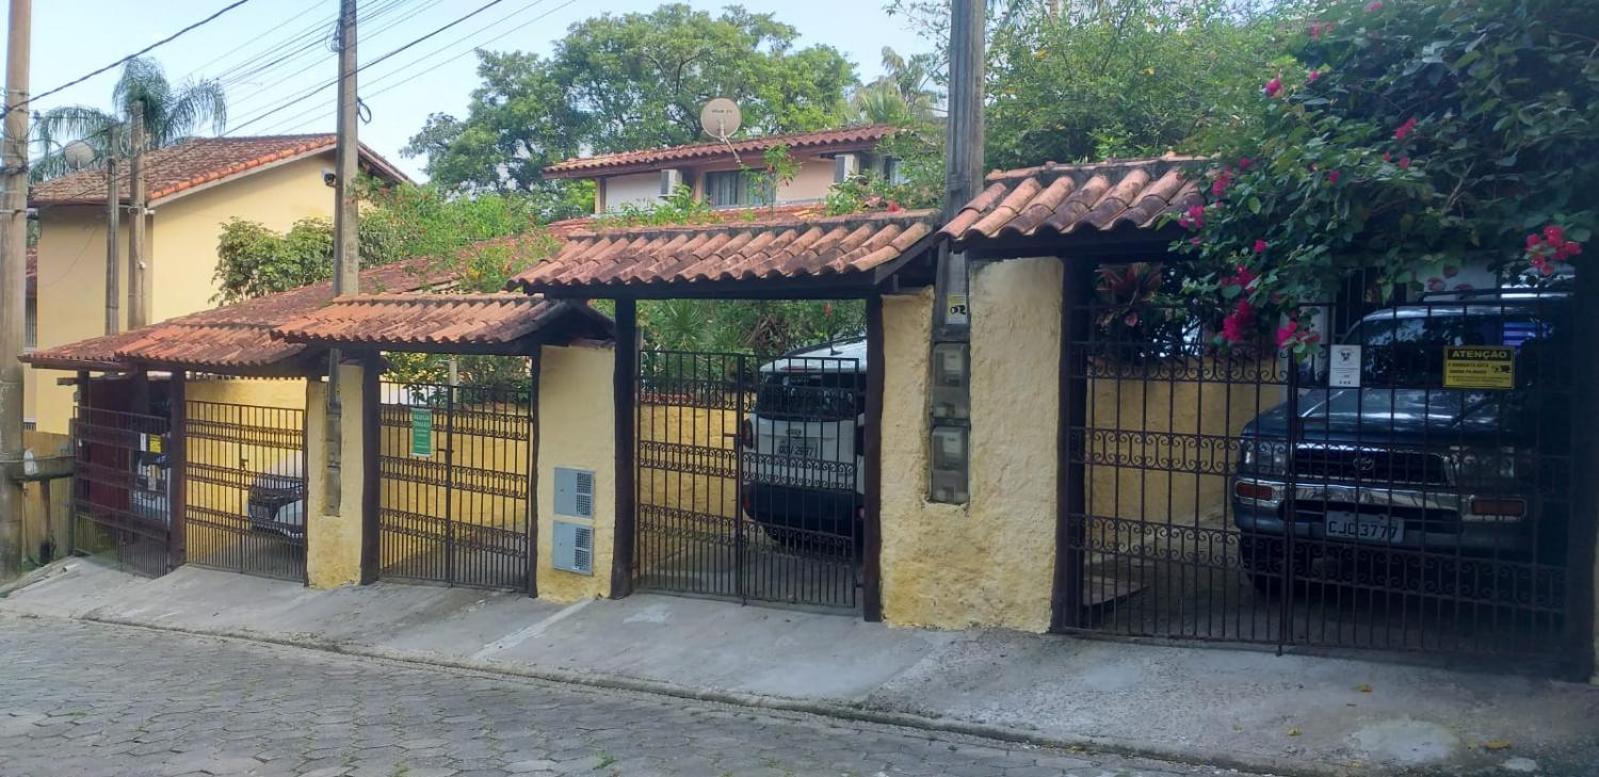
535, 343, 617, 602
29, 207, 137, 434
879, 258, 1064, 633
776, 159, 836, 202
304, 367, 367, 588
19, 429, 72, 566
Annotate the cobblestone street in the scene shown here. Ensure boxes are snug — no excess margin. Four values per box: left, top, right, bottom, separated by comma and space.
0, 615, 1262, 777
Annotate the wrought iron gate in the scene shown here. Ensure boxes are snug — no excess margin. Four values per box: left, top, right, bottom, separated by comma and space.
1060, 276, 1583, 668
635, 349, 863, 610
183, 401, 307, 582
378, 380, 534, 592
70, 406, 172, 577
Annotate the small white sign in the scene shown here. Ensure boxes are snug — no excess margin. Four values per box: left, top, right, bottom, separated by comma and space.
1329, 344, 1362, 388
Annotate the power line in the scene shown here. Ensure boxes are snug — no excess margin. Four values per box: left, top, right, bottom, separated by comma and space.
37, 0, 532, 206
13, 0, 258, 113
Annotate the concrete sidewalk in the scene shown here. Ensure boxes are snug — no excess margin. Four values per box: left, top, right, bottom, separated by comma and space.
3, 560, 1596, 777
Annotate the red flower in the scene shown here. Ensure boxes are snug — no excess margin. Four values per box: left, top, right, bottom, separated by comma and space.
1275, 320, 1312, 348
1366, 0, 1383, 10
1237, 157, 1253, 170
1211, 169, 1234, 198
1383, 152, 1392, 162
1526, 233, 1544, 250
1307, 70, 1322, 84
1253, 240, 1269, 254
887, 200, 903, 212
1179, 204, 1206, 230
1394, 117, 1418, 141
1327, 170, 1341, 185
1221, 299, 1255, 344
1557, 241, 1583, 260
1264, 75, 1283, 98
1543, 224, 1565, 244
1398, 157, 1411, 169
1225, 264, 1257, 289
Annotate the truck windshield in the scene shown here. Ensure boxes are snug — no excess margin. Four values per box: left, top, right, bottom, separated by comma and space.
1341, 312, 1558, 389
754, 372, 864, 421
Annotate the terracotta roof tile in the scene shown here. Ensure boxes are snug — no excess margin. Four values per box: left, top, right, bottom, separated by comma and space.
940, 155, 1205, 246
271, 293, 606, 349
543, 125, 894, 179
30, 134, 409, 206
506, 209, 939, 296
22, 258, 447, 373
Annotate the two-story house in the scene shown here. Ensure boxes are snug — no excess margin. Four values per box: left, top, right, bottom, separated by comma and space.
542, 125, 896, 214
25, 134, 407, 433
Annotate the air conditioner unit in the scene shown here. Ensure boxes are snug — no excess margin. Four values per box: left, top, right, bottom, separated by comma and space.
660, 168, 685, 196
833, 153, 860, 183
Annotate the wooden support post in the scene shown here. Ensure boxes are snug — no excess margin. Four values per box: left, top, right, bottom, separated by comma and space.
610, 298, 637, 599
526, 349, 540, 598
863, 294, 885, 621
358, 353, 380, 584
1051, 260, 1092, 631
166, 370, 186, 570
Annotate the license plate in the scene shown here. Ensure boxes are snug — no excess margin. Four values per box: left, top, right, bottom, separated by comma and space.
1324, 512, 1403, 543
777, 440, 814, 458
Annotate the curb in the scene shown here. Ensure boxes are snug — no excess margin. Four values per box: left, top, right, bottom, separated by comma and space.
35, 610, 1353, 777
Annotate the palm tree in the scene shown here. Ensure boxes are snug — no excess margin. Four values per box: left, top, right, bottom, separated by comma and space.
31, 57, 227, 181
848, 47, 939, 125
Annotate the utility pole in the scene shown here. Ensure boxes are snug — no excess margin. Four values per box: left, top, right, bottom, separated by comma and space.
0, 0, 31, 579
104, 124, 119, 335
926, 0, 984, 505
126, 102, 146, 329
324, 0, 358, 512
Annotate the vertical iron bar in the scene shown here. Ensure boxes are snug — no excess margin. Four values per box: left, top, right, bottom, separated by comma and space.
864, 295, 885, 621
167, 373, 187, 571
612, 299, 638, 598
1053, 262, 1090, 630
1280, 344, 1301, 653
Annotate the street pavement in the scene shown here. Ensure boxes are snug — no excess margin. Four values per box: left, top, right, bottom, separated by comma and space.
0, 615, 1264, 777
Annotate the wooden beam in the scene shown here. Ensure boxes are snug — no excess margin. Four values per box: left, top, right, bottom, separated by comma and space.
1051, 260, 1092, 631
610, 299, 638, 598
358, 354, 381, 585
167, 371, 187, 570
863, 294, 885, 622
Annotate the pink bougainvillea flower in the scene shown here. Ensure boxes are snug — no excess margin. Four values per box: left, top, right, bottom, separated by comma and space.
1557, 241, 1583, 260
1210, 169, 1234, 198
1179, 204, 1206, 230
1526, 233, 1544, 250
1275, 320, 1316, 348
1264, 75, 1283, 98
1394, 117, 1418, 141
1307, 70, 1322, 84
1327, 170, 1342, 184
1253, 239, 1269, 254
1383, 152, 1392, 162
1237, 157, 1253, 170
1225, 264, 1257, 289
1221, 299, 1255, 344
1398, 156, 1411, 169
1543, 224, 1565, 244
1366, 0, 1383, 10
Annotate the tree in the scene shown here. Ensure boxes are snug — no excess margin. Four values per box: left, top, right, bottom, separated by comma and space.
404, 4, 859, 192
212, 182, 562, 304
848, 47, 941, 125
32, 57, 227, 180
1166, 0, 1596, 352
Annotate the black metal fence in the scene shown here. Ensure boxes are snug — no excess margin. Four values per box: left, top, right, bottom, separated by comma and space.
378, 380, 534, 592
183, 401, 307, 582
636, 349, 864, 610
1060, 282, 1581, 668
70, 406, 172, 577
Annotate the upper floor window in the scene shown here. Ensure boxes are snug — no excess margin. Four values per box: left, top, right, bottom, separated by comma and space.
704, 170, 775, 208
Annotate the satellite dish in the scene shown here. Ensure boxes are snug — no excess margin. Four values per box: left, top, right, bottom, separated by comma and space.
63, 139, 97, 169
700, 98, 742, 140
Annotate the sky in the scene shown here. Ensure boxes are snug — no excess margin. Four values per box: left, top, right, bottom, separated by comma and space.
19, 0, 932, 181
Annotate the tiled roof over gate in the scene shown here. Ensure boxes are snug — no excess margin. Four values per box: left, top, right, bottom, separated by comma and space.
940, 156, 1204, 246
542, 125, 893, 179
21, 259, 447, 373
504, 209, 940, 296
272, 293, 610, 349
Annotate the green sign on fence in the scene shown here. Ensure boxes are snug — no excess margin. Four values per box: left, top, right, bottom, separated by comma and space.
410, 408, 434, 458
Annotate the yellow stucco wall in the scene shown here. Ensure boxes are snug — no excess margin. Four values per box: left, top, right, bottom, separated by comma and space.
19, 429, 72, 565
879, 258, 1064, 633
535, 344, 616, 602
27, 152, 339, 434
304, 367, 366, 588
